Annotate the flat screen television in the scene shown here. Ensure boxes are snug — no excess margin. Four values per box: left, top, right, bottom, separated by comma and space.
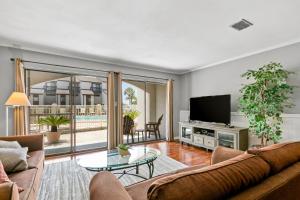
190, 94, 231, 124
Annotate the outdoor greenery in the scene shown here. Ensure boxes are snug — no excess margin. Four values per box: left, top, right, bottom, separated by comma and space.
124, 87, 137, 105
239, 62, 294, 146
124, 109, 140, 121
38, 115, 70, 132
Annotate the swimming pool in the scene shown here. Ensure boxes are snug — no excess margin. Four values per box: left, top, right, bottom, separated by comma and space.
76, 115, 107, 121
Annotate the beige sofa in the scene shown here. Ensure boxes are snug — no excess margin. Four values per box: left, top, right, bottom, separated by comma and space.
0, 134, 44, 200
90, 142, 300, 200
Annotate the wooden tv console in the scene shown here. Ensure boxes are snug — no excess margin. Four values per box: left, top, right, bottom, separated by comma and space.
179, 122, 248, 151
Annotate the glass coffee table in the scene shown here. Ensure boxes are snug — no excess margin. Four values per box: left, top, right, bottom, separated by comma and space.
77, 146, 160, 180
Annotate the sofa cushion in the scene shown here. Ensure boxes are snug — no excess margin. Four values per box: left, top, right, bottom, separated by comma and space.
147, 154, 270, 200
126, 164, 207, 200
211, 146, 244, 165
248, 142, 300, 174
27, 150, 44, 169
230, 162, 300, 200
0, 147, 28, 173
8, 168, 37, 200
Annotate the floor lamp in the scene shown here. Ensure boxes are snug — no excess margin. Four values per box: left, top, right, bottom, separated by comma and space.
5, 92, 31, 136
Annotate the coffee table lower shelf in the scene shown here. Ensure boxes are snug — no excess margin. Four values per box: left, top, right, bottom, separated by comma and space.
84, 158, 156, 180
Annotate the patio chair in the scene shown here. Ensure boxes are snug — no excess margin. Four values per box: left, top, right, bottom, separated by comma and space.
123, 115, 135, 144
146, 114, 163, 140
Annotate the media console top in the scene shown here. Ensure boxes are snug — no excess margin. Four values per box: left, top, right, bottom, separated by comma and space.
179, 121, 248, 133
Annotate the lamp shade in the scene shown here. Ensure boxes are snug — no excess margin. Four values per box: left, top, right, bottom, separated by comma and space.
5, 92, 31, 106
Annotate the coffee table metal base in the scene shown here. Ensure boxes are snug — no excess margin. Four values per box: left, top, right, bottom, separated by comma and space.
85, 159, 156, 180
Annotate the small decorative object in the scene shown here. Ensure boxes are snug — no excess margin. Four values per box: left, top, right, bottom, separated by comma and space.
117, 144, 131, 157
38, 115, 70, 144
239, 62, 294, 146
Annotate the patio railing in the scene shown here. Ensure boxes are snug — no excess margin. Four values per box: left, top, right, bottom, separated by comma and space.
29, 105, 107, 134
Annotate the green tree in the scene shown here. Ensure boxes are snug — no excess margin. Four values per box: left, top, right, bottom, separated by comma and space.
124, 87, 137, 105
239, 62, 294, 146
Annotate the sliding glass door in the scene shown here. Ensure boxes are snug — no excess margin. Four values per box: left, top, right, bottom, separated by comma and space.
73, 75, 108, 151
145, 82, 167, 140
26, 70, 108, 155
122, 79, 167, 144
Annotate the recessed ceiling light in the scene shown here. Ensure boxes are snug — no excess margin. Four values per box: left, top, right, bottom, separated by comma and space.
231, 19, 253, 31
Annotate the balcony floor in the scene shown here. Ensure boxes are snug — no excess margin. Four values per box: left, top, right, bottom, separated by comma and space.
44, 130, 164, 155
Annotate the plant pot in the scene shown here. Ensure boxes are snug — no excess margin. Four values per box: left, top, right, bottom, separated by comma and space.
118, 148, 130, 157
46, 132, 61, 144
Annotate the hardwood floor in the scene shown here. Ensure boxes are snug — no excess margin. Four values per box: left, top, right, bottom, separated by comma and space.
146, 141, 211, 166
46, 141, 212, 166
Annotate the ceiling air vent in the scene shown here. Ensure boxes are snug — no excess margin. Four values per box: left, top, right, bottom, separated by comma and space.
231, 19, 253, 31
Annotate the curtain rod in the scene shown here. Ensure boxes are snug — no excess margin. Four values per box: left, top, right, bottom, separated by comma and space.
10, 58, 169, 81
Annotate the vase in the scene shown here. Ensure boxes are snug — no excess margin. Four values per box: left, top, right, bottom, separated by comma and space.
46, 132, 61, 144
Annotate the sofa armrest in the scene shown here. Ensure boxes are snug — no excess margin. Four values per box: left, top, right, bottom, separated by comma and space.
211, 146, 244, 165
0, 134, 44, 152
0, 182, 19, 200
90, 172, 132, 200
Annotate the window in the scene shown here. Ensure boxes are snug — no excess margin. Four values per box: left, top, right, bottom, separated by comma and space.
44, 81, 57, 95
33, 94, 39, 105
60, 95, 66, 105
91, 82, 102, 95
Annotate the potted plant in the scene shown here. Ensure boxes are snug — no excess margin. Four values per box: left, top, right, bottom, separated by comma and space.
38, 115, 70, 144
239, 62, 294, 147
124, 109, 140, 131
117, 144, 131, 156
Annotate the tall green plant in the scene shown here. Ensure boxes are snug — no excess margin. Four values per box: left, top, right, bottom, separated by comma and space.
239, 62, 294, 146
38, 115, 70, 132
124, 109, 140, 121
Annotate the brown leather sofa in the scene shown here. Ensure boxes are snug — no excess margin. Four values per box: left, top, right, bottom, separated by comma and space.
90, 141, 300, 200
0, 134, 44, 200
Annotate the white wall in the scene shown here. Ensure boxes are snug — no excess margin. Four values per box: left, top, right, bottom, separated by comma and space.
0, 46, 181, 136
180, 42, 300, 113
231, 112, 300, 145
179, 42, 300, 144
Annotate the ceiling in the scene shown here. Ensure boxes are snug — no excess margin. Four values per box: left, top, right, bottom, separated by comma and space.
1, 0, 300, 74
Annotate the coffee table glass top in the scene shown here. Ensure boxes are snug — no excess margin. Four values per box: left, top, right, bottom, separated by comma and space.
77, 146, 161, 171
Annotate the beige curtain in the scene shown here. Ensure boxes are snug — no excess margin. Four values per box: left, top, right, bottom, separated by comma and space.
107, 72, 116, 150
116, 72, 123, 145
166, 79, 174, 141
14, 58, 28, 135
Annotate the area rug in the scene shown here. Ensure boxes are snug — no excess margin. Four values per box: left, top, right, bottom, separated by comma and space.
38, 155, 187, 200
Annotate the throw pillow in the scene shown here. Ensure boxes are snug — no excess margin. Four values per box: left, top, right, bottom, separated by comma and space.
0, 161, 24, 192
0, 140, 22, 149
0, 161, 10, 183
0, 147, 28, 173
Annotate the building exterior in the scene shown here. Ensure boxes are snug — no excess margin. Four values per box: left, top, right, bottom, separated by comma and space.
29, 76, 107, 106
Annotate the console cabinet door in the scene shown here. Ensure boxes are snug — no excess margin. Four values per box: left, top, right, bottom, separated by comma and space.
217, 132, 236, 149
180, 125, 193, 142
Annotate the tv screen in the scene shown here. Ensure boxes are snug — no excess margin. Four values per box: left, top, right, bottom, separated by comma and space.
190, 95, 231, 124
